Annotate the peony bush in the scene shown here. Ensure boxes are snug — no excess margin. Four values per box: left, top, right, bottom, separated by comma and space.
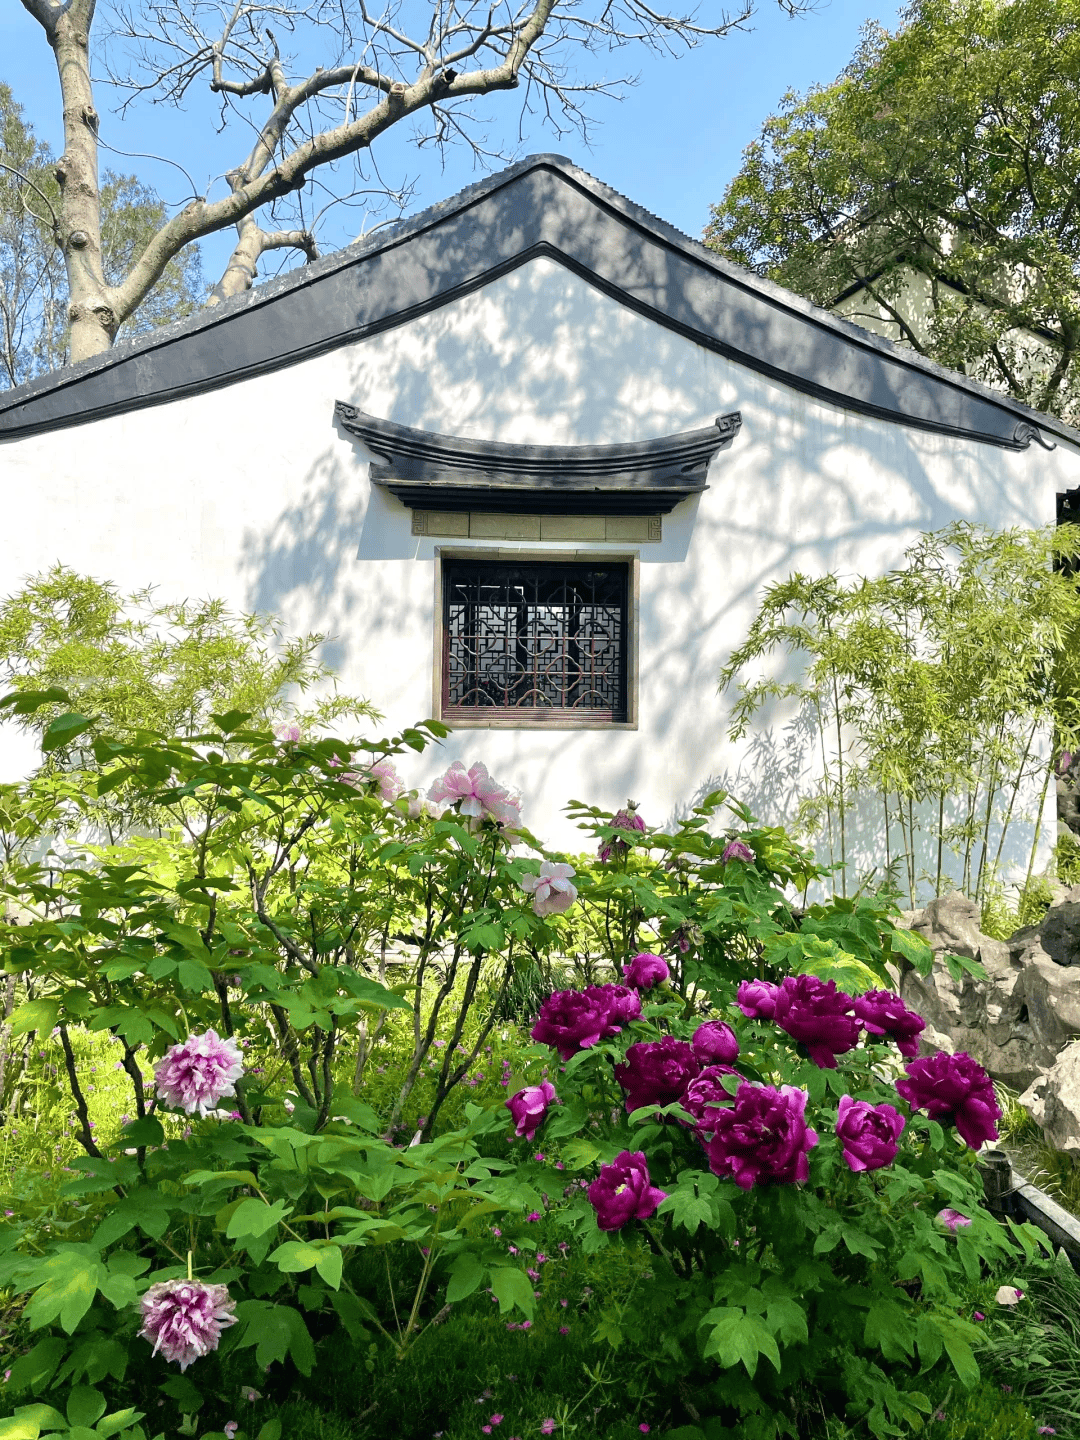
0, 699, 1054, 1440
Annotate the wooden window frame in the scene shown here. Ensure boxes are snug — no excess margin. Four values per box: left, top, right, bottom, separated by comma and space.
432, 548, 640, 731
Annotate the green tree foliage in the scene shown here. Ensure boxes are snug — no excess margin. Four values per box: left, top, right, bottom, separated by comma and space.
0, 82, 203, 389
704, 0, 1080, 422
719, 524, 1080, 906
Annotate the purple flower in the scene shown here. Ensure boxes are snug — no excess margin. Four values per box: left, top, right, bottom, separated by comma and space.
772, 975, 860, 1068
895, 1051, 1001, 1149
622, 953, 670, 990
835, 1095, 905, 1172
614, 1037, 700, 1114
691, 1021, 740, 1066
722, 839, 755, 864
531, 990, 612, 1061
701, 1083, 818, 1191
521, 862, 577, 918
679, 1066, 737, 1135
598, 802, 645, 862
853, 990, 926, 1059
138, 1279, 237, 1370
736, 979, 780, 1019
153, 1030, 244, 1116
936, 1208, 972, 1233
587, 1150, 667, 1231
506, 1083, 557, 1141
584, 983, 643, 1033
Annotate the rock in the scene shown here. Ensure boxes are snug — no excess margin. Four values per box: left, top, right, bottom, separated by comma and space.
1019, 1073, 1048, 1128
1034, 885, 1080, 966
897, 891, 1080, 1093
1039, 1043, 1080, 1158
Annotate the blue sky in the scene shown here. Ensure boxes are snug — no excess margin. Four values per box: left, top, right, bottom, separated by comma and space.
1, 0, 902, 285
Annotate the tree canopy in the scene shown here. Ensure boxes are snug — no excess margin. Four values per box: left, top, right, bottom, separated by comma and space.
0, 83, 203, 389
704, 0, 1080, 422
7, 0, 804, 369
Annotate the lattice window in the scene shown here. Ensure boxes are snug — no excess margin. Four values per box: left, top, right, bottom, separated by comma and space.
441, 559, 629, 722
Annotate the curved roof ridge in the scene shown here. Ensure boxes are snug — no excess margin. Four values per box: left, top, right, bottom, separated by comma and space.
0, 152, 1076, 451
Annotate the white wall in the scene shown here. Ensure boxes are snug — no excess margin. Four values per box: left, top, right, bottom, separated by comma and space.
2, 255, 1078, 876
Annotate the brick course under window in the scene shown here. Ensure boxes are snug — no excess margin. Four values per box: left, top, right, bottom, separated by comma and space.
441, 559, 629, 722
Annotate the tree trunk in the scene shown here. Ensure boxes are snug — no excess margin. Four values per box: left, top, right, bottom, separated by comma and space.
49, 4, 115, 362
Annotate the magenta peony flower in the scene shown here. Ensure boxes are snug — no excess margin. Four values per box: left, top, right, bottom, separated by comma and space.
894, 1051, 1001, 1149
722, 839, 755, 864
701, 1083, 818, 1190
736, 979, 780, 1020
598, 802, 645, 862
679, 1065, 737, 1135
691, 1021, 740, 1066
506, 1082, 557, 1141
853, 990, 926, 1059
531, 990, 613, 1061
835, 1094, 905, 1172
937, 1208, 973, 1232
622, 953, 670, 990
138, 1279, 237, 1370
772, 975, 860, 1068
584, 983, 643, 1033
587, 1150, 667, 1231
428, 761, 522, 828
153, 1030, 244, 1117
614, 1037, 700, 1114
521, 862, 577, 918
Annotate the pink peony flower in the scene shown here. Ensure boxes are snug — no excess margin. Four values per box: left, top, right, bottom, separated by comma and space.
894, 1051, 1001, 1149
691, 1021, 740, 1066
772, 975, 860, 1069
274, 722, 302, 742
736, 979, 780, 1020
521, 862, 577, 918
614, 1037, 700, 1114
583, 983, 642, 1032
506, 1082, 557, 1141
835, 1095, 905, 1172
138, 1279, 237, 1370
587, 1150, 667, 1231
428, 761, 521, 829
361, 758, 404, 803
722, 839, 755, 864
598, 802, 645, 862
622, 953, 670, 990
531, 990, 612, 1061
936, 1208, 972, 1232
853, 990, 926, 1059
679, 1065, 737, 1135
153, 1030, 244, 1117
701, 1083, 818, 1190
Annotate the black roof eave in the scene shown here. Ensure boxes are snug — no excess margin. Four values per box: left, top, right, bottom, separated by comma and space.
0, 154, 1076, 453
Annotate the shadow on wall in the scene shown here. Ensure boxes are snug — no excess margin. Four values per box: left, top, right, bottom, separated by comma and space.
236, 253, 1049, 849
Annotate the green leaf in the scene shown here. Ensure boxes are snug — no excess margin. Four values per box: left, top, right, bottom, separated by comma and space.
887, 926, 933, 975
865, 1301, 916, 1361
226, 1199, 290, 1242
489, 1266, 536, 1319
8, 999, 61, 1038
268, 1241, 322, 1274
42, 712, 95, 751
210, 710, 254, 734
700, 1307, 782, 1378
120, 1117, 165, 1150
95, 1410, 145, 1438
66, 1387, 106, 1429
0, 686, 71, 714
257, 1422, 283, 1440
25, 1250, 106, 1334
4, 1337, 67, 1395
446, 1252, 484, 1303
314, 1247, 343, 1290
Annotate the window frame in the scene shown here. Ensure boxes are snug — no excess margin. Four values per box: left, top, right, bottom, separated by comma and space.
432, 548, 640, 731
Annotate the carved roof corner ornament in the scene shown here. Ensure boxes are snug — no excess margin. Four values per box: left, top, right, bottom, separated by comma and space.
1013, 420, 1057, 451
333, 405, 743, 516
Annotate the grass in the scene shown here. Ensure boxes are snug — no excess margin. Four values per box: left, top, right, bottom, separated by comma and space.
996, 1086, 1080, 1224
